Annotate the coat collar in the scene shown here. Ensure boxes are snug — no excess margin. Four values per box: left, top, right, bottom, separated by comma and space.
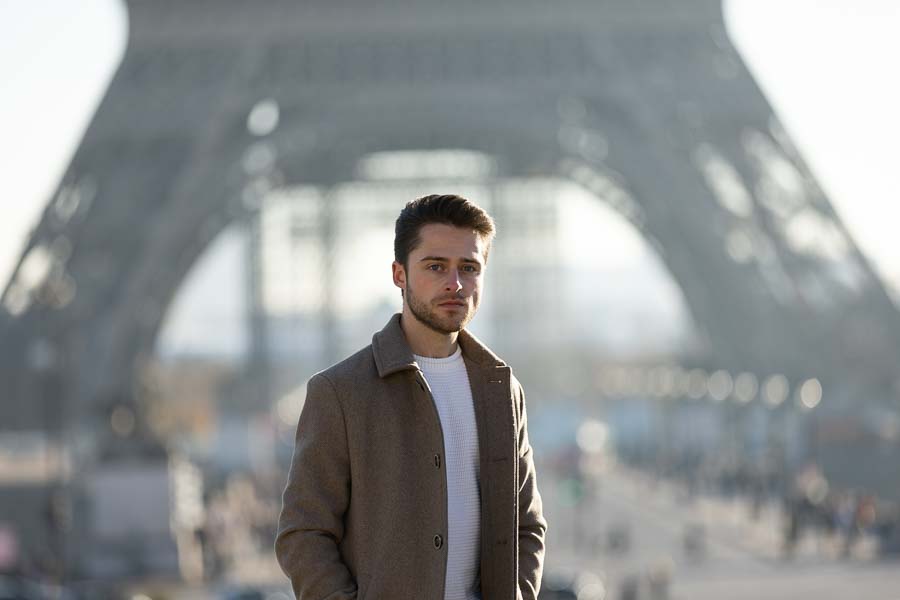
372, 313, 506, 378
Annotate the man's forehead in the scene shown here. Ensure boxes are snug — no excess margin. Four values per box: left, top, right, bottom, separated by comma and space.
413, 224, 487, 256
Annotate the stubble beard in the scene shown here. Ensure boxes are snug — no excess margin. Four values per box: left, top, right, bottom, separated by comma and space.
405, 281, 476, 335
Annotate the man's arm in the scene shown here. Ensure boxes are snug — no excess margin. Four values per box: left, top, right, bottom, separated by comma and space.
275, 373, 357, 599
514, 379, 547, 600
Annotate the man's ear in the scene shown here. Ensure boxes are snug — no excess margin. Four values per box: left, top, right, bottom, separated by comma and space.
392, 261, 406, 290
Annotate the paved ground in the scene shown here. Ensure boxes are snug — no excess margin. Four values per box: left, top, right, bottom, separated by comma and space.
543, 465, 898, 599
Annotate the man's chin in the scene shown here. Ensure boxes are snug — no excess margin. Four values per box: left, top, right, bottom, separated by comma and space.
407, 301, 472, 334
433, 319, 463, 334
427, 314, 467, 335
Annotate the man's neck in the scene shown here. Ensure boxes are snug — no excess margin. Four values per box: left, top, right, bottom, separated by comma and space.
400, 310, 460, 358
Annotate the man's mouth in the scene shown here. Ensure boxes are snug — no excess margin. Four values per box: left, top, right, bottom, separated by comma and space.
438, 300, 466, 307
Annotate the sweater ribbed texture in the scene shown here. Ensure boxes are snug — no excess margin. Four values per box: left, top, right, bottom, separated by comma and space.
415, 346, 482, 600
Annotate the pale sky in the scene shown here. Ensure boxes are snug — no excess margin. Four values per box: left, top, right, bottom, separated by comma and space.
1, 1, 899, 347
0, 0, 127, 286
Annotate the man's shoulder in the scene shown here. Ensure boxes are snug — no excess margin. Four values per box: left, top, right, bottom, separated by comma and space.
314, 343, 379, 389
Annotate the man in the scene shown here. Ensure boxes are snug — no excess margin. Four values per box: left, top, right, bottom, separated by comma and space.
276, 194, 546, 600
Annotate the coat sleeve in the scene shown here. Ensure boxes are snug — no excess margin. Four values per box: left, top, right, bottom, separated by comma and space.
514, 379, 547, 600
275, 373, 357, 600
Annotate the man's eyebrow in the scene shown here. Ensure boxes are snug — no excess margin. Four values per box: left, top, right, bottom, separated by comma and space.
418, 256, 483, 265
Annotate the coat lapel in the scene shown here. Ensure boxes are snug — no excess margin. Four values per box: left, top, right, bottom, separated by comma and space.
461, 343, 518, 600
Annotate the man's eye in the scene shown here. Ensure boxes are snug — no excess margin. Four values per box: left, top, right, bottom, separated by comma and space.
427, 264, 442, 271
462, 265, 479, 273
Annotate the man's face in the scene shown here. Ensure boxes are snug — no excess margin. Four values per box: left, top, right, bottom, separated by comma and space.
392, 223, 487, 335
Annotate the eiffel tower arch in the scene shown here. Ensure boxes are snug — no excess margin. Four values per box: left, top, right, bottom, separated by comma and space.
2, 4, 900, 570
5, 0, 898, 428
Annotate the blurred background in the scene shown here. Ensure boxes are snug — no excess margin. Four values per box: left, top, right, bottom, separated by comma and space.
2, 1, 900, 598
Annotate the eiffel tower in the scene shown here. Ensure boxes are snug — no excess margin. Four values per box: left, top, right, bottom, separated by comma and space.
2, 0, 899, 576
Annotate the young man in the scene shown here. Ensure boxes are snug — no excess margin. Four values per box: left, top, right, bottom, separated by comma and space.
276, 194, 546, 600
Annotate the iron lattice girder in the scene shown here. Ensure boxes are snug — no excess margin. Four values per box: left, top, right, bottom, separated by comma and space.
2, 0, 900, 427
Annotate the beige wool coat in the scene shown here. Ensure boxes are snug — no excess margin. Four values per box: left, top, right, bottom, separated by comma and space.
276, 314, 547, 600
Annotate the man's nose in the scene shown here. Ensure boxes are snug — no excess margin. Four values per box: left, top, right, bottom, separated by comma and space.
445, 271, 463, 292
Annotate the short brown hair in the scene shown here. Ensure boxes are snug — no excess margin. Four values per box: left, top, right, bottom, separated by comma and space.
394, 194, 496, 267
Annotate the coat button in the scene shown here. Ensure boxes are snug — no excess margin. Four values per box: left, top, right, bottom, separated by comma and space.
433, 534, 443, 549
434, 454, 441, 468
